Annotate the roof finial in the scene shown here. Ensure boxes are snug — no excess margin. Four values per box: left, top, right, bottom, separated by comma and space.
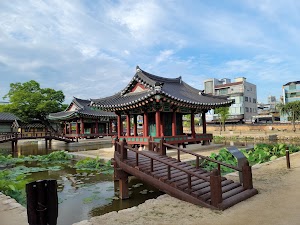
136, 65, 141, 72
155, 81, 163, 92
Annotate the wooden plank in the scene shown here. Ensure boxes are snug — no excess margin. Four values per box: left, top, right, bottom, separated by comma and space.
142, 160, 187, 172
166, 168, 201, 184
150, 163, 194, 176
222, 186, 245, 200
173, 172, 211, 189
201, 181, 237, 201
195, 180, 236, 199
220, 189, 258, 210
177, 177, 207, 189
152, 165, 196, 179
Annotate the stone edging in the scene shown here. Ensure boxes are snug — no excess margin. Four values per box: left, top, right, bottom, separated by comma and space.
0, 192, 27, 218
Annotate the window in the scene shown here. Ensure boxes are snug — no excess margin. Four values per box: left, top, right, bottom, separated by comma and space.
219, 88, 228, 95
250, 108, 252, 113
253, 98, 257, 103
249, 97, 251, 102
245, 96, 248, 102
245, 107, 249, 112
290, 83, 296, 90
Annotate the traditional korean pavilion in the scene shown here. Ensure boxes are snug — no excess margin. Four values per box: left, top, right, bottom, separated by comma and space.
48, 97, 117, 138
90, 66, 232, 146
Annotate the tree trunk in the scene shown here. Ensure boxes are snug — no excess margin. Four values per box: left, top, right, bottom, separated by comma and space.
293, 111, 296, 132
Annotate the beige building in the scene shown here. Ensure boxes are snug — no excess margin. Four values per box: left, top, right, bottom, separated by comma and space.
204, 77, 257, 123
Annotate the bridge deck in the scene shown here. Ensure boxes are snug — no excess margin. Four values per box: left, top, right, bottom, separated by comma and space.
114, 148, 258, 210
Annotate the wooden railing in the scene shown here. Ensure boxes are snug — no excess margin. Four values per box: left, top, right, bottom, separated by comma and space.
115, 138, 254, 208
163, 142, 253, 190
0, 132, 75, 143
163, 143, 241, 173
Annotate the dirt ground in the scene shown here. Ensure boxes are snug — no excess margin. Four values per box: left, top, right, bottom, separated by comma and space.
74, 152, 300, 225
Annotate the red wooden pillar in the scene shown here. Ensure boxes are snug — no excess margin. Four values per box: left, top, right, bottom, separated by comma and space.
155, 110, 161, 137
133, 115, 138, 136
126, 114, 130, 136
64, 122, 67, 135
80, 118, 85, 135
143, 112, 149, 137
69, 122, 72, 135
117, 114, 123, 137
202, 112, 207, 134
172, 111, 177, 136
95, 120, 99, 134
160, 113, 164, 136
76, 121, 79, 135
109, 120, 112, 134
191, 111, 195, 138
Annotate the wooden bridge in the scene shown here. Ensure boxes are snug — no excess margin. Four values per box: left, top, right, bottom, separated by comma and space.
0, 133, 75, 150
113, 139, 258, 210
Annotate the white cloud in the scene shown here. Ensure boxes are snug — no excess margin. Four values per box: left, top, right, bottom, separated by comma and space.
156, 50, 175, 63
107, 1, 163, 41
0, 0, 300, 106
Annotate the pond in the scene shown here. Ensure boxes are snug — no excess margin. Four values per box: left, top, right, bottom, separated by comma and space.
0, 141, 162, 225
26, 163, 161, 225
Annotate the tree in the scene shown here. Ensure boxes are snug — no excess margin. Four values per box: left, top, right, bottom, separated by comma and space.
183, 114, 200, 128
277, 101, 300, 132
2, 80, 66, 125
214, 107, 230, 132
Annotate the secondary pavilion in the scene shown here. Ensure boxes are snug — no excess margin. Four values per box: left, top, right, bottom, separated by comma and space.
91, 66, 233, 146
48, 97, 118, 139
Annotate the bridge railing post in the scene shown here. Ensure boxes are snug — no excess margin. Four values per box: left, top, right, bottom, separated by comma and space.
148, 136, 153, 151
120, 138, 127, 160
114, 137, 119, 153
160, 138, 166, 156
210, 169, 222, 208
242, 161, 253, 189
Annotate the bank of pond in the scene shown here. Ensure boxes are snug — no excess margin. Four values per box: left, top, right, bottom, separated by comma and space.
1, 143, 300, 224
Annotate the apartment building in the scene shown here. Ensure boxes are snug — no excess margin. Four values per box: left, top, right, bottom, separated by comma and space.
282, 81, 300, 104
281, 81, 300, 122
204, 77, 257, 123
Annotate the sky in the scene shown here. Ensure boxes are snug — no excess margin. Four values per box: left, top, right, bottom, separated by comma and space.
1, 0, 300, 104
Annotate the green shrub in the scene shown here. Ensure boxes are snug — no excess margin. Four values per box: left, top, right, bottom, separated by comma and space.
74, 157, 112, 173
197, 143, 300, 174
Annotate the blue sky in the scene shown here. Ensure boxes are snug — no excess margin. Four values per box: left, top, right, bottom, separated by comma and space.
0, 0, 299, 103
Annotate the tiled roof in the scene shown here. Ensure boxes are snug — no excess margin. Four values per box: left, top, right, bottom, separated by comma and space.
0, 112, 20, 121
91, 67, 232, 110
19, 122, 45, 128
48, 97, 116, 120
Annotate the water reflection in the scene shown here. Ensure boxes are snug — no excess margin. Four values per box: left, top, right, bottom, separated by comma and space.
0, 140, 113, 157
27, 166, 161, 225
0, 141, 161, 225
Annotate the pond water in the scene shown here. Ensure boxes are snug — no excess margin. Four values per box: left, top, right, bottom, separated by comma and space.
26, 163, 161, 225
0, 141, 162, 225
